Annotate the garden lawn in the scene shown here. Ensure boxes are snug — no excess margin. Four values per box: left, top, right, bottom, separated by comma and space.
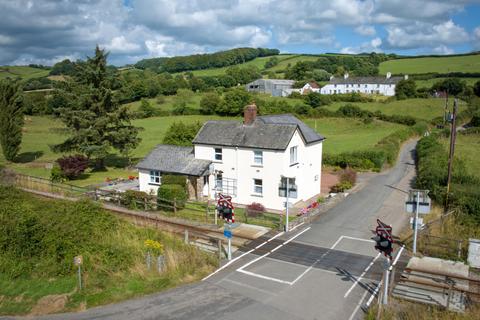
0, 66, 50, 80
323, 98, 466, 121
379, 54, 480, 74
303, 118, 404, 154
440, 133, 480, 179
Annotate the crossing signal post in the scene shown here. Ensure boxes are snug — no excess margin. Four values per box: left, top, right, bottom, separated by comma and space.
217, 194, 235, 260
372, 219, 393, 305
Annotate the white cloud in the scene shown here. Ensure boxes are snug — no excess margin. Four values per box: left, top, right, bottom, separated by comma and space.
432, 45, 454, 55
473, 26, 480, 49
104, 36, 141, 53
386, 20, 469, 49
0, 34, 14, 45
340, 37, 382, 54
355, 25, 376, 36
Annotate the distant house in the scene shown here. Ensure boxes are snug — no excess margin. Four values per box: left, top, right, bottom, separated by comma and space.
245, 79, 295, 97
320, 73, 407, 96
300, 81, 321, 95
137, 103, 325, 211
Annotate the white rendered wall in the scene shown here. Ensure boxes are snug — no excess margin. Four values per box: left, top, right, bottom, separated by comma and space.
320, 83, 396, 96
194, 129, 322, 211
138, 169, 161, 195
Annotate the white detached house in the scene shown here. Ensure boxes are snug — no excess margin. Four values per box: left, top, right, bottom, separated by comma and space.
137, 104, 325, 211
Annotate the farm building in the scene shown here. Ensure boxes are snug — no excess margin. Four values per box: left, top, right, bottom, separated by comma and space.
320, 73, 407, 96
137, 103, 325, 211
245, 79, 295, 97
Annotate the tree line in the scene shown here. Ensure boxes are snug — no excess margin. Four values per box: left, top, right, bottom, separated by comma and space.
134, 47, 279, 73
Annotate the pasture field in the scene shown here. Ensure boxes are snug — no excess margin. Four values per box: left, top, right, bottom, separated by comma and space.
0, 66, 49, 80
1, 115, 404, 186
414, 77, 479, 88
125, 93, 204, 113
440, 133, 480, 179
303, 117, 404, 154
379, 54, 480, 74
323, 98, 466, 121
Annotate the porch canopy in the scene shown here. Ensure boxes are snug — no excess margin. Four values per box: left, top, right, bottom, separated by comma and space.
136, 145, 211, 176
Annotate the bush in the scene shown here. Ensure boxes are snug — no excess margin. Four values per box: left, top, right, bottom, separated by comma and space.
56, 154, 89, 179
330, 181, 353, 193
120, 190, 156, 210
340, 167, 357, 185
157, 184, 187, 210
161, 175, 187, 190
50, 164, 66, 182
246, 202, 265, 217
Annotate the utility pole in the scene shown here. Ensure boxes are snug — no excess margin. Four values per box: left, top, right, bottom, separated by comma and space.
382, 258, 390, 305
445, 98, 458, 211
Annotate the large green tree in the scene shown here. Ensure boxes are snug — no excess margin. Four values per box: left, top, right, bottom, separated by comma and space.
0, 80, 24, 161
52, 46, 140, 168
395, 79, 417, 100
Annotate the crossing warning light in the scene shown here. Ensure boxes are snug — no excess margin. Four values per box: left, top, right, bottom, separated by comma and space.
372, 219, 393, 260
217, 193, 235, 223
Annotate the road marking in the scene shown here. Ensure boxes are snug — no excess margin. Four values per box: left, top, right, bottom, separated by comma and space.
220, 278, 278, 296
344, 252, 381, 298
348, 289, 369, 320
202, 231, 285, 281
364, 244, 405, 307
237, 269, 293, 285
341, 235, 375, 243
289, 222, 305, 232
290, 264, 315, 285
237, 227, 311, 272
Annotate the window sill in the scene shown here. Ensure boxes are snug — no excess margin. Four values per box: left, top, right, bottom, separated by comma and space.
148, 183, 161, 186
289, 162, 299, 167
251, 194, 263, 198
212, 160, 223, 164
251, 164, 263, 168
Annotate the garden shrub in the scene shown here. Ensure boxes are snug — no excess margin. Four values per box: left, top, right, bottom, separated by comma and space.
246, 202, 266, 217
340, 167, 357, 185
50, 164, 66, 182
330, 181, 353, 193
56, 154, 89, 179
121, 190, 156, 210
161, 175, 187, 190
157, 184, 187, 210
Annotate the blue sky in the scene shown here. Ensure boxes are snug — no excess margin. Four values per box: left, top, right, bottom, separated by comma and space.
0, 0, 479, 66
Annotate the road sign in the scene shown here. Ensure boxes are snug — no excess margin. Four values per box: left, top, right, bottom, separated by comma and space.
410, 217, 424, 229
376, 219, 393, 241
73, 255, 83, 266
224, 230, 232, 238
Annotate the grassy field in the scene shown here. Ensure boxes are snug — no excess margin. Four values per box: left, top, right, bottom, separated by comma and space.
125, 93, 204, 113
0, 187, 216, 316
0, 66, 50, 80
323, 98, 466, 121
304, 118, 404, 154
1, 114, 404, 186
440, 133, 480, 179
379, 54, 480, 74
415, 77, 480, 88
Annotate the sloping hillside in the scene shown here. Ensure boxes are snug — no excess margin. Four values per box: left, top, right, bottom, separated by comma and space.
0, 66, 50, 80
379, 53, 480, 74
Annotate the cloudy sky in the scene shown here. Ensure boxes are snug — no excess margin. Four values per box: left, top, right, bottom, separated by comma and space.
1, 0, 479, 66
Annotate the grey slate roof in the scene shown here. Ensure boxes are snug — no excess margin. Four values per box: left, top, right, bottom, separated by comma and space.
193, 114, 325, 150
136, 145, 211, 176
329, 76, 403, 85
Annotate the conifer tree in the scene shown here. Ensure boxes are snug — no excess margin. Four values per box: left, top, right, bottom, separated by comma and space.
53, 46, 140, 168
0, 80, 24, 161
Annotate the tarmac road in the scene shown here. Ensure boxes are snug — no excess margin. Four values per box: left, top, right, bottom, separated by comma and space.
5, 140, 417, 320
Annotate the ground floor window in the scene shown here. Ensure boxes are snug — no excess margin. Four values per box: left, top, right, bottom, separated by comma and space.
149, 170, 160, 184
253, 179, 263, 195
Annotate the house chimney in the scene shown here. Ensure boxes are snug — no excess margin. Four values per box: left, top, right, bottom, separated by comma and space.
344, 73, 349, 79
404, 74, 409, 80
386, 72, 392, 79
244, 103, 257, 125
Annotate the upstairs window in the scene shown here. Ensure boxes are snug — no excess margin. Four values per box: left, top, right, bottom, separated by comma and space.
149, 170, 160, 184
253, 179, 263, 195
254, 150, 263, 165
214, 148, 222, 161
290, 146, 298, 165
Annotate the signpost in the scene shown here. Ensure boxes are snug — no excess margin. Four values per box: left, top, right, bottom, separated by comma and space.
224, 224, 232, 260
405, 190, 431, 254
73, 255, 83, 290
372, 219, 393, 305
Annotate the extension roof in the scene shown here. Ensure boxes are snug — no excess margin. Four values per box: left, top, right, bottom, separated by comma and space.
192, 114, 325, 150
328, 76, 403, 85
136, 145, 211, 176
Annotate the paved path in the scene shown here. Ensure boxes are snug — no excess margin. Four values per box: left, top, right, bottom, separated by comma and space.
5, 141, 417, 320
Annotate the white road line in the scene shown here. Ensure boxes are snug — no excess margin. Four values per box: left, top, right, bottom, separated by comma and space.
237, 227, 311, 272
289, 222, 305, 232
348, 289, 369, 320
290, 265, 314, 285
202, 231, 285, 281
237, 269, 293, 285
344, 252, 381, 298
341, 235, 375, 243
330, 235, 345, 249
364, 244, 405, 307
220, 278, 277, 296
